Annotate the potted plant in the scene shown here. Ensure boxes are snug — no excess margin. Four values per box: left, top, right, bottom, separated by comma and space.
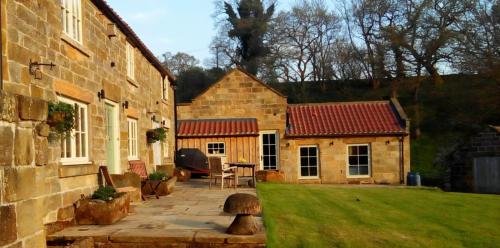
74, 186, 130, 225
174, 166, 192, 182
146, 127, 167, 143
47, 102, 75, 138
142, 172, 177, 196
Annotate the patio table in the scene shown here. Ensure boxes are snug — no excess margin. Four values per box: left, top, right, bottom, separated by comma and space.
228, 162, 256, 187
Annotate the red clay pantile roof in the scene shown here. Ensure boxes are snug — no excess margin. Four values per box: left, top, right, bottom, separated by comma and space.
178, 118, 259, 137
287, 101, 406, 137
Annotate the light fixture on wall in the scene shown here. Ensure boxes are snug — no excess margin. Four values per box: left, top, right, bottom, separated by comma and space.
161, 120, 166, 126
286, 143, 290, 147
151, 115, 156, 122
122, 100, 129, 109
97, 89, 105, 101
385, 140, 390, 145
329, 141, 334, 146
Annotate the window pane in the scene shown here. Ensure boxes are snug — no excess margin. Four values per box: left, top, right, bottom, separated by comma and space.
359, 166, 369, 175
310, 157, 317, 167
309, 147, 316, 156
359, 155, 368, 165
81, 133, 86, 157
75, 133, 80, 157
65, 136, 71, 157
270, 145, 276, 155
269, 156, 276, 167
300, 147, 308, 155
301, 167, 308, 177
349, 166, 358, 175
310, 167, 318, 176
80, 108, 85, 132
300, 157, 308, 167
348, 156, 358, 166
74, 104, 80, 130
359, 145, 368, 155
263, 156, 269, 167
349, 146, 358, 155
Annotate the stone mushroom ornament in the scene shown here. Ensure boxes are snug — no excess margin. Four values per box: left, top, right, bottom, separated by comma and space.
223, 193, 261, 235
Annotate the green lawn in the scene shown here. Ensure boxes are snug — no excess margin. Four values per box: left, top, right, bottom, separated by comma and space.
257, 183, 500, 248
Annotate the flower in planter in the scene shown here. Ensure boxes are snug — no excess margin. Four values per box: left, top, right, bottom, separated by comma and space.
146, 127, 167, 143
149, 171, 168, 181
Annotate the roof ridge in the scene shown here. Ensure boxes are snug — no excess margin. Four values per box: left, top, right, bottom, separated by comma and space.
288, 100, 389, 107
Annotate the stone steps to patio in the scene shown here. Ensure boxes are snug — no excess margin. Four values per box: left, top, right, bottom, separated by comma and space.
47, 180, 266, 248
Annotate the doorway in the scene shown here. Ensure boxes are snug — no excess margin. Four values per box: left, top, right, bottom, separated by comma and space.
105, 100, 120, 174
260, 130, 279, 170
152, 120, 162, 167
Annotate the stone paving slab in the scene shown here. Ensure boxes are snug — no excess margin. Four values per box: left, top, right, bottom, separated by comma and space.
48, 179, 266, 247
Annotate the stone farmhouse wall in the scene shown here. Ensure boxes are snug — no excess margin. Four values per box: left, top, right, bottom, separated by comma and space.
1, 0, 175, 247
177, 69, 288, 169
282, 136, 411, 184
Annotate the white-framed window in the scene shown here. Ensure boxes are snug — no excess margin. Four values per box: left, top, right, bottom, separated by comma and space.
59, 96, 89, 165
126, 42, 135, 79
347, 144, 371, 177
299, 145, 319, 178
61, 0, 83, 43
127, 118, 138, 160
162, 77, 169, 100
207, 142, 225, 156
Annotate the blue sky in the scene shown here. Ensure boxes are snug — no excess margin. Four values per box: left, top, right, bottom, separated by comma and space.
106, 0, 217, 64
106, 1, 300, 65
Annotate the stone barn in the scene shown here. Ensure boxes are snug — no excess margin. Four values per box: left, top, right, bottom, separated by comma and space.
176, 68, 411, 184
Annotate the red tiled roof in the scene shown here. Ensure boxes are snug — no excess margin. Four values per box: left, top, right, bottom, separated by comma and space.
287, 101, 406, 137
177, 118, 259, 137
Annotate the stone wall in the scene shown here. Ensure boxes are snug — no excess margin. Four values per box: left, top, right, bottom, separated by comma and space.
1, 1, 175, 247
281, 135, 411, 184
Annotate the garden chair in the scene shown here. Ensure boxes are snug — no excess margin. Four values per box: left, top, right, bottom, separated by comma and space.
128, 160, 159, 200
208, 157, 238, 189
98, 166, 140, 200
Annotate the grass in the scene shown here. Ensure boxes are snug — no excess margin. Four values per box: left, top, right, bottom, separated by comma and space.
257, 183, 500, 248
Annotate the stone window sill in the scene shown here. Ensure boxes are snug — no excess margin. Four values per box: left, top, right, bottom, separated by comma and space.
127, 77, 139, 87
61, 33, 91, 58
59, 163, 99, 178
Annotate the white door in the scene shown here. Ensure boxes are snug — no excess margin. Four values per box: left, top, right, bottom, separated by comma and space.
260, 130, 279, 170
105, 100, 120, 174
152, 121, 162, 166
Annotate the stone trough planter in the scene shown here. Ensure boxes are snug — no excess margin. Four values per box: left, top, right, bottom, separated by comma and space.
74, 193, 130, 225
142, 176, 177, 197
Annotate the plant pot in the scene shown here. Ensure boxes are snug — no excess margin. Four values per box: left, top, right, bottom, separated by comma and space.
47, 111, 67, 127
74, 193, 130, 225
174, 169, 191, 182
256, 170, 285, 183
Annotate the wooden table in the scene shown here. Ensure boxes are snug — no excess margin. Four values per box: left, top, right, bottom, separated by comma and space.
228, 162, 256, 187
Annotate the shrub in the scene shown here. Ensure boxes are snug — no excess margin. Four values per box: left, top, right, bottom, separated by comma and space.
149, 171, 168, 181
47, 102, 75, 137
91, 186, 118, 201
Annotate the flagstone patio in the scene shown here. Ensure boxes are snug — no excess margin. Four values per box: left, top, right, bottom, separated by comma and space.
47, 179, 266, 247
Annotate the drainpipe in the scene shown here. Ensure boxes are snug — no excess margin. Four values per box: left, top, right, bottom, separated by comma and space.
173, 83, 178, 166
399, 136, 405, 184
0, 0, 3, 91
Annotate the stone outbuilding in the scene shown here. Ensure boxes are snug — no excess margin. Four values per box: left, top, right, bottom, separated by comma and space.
449, 125, 500, 193
1, 0, 175, 247
177, 68, 410, 184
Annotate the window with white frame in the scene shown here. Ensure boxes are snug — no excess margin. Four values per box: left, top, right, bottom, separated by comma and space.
162, 77, 169, 100
162, 118, 169, 157
207, 142, 225, 155
299, 146, 319, 178
127, 118, 138, 160
61, 0, 83, 43
347, 144, 370, 177
126, 42, 135, 79
59, 96, 88, 164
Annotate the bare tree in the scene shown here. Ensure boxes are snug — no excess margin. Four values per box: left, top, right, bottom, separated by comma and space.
161, 52, 200, 76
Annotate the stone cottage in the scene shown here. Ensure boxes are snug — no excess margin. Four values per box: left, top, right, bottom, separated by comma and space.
1, 0, 175, 247
177, 68, 410, 184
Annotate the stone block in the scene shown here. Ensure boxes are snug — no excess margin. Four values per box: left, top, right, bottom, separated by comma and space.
35, 136, 49, 166
4, 167, 36, 202
23, 232, 46, 248
17, 95, 48, 121
0, 205, 17, 246
0, 91, 18, 122
58, 205, 75, 221
14, 127, 34, 165
17, 198, 43, 237
43, 193, 63, 216
0, 125, 14, 166
36, 123, 50, 137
